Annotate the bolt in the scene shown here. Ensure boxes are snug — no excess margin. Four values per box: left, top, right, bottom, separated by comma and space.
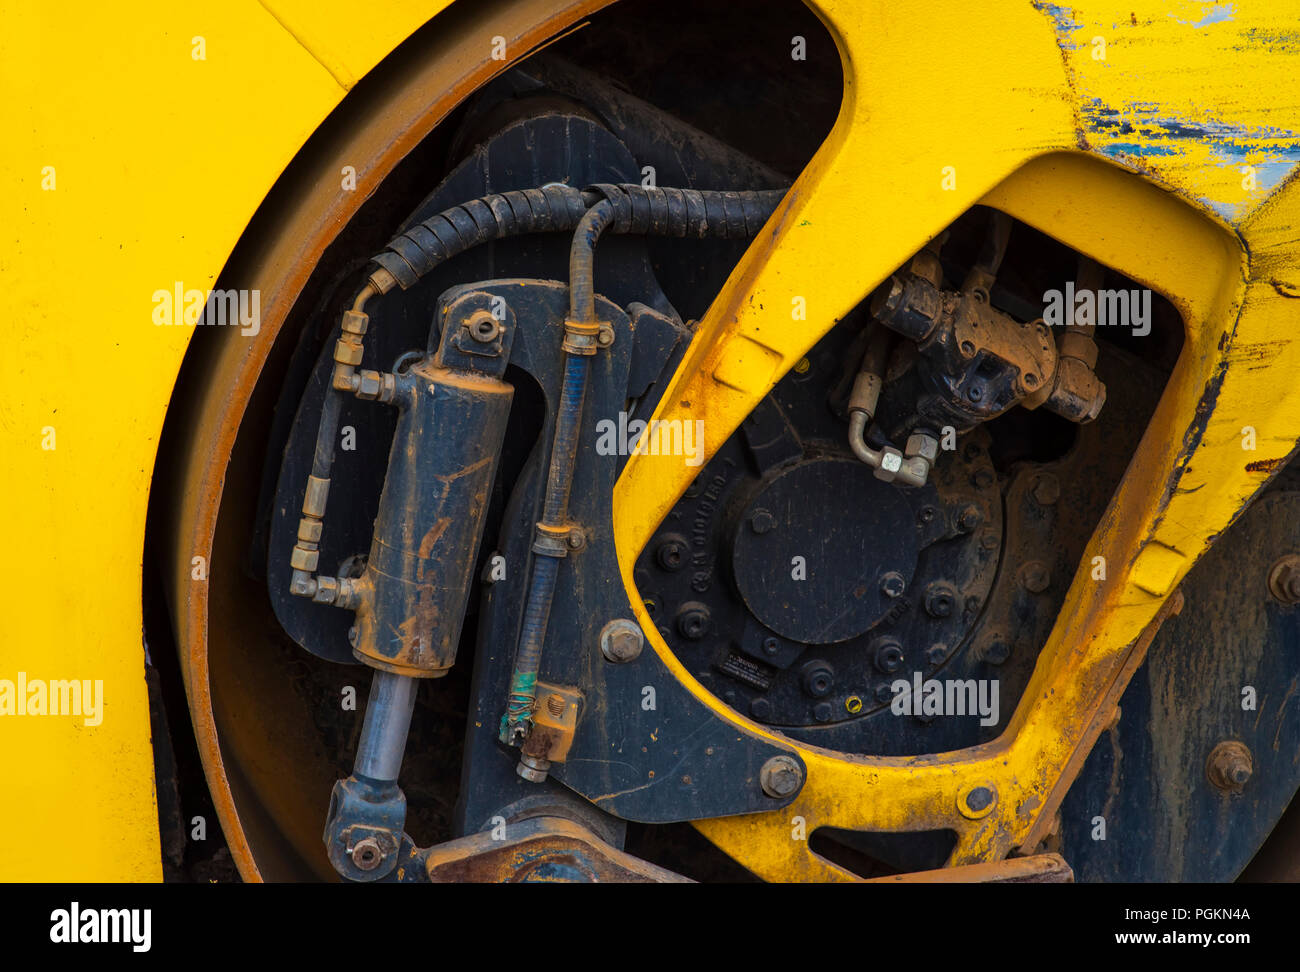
924, 582, 955, 618
881, 571, 906, 598
793, 357, 810, 374
566, 527, 586, 550
655, 536, 687, 571
918, 506, 937, 524
350, 836, 385, 871
926, 644, 947, 665
690, 571, 711, 593
984, 639, 1011, 665
516, 754, 550, 783
1020, 561, 1051, 594
959, 785, 996, 818
873, 639, 904, 673
600, 618, 644, 663
760, 755, 804, 798
750, 698, 772, 721
675, 602, 712, 640
546, 693, 565, 718
845, 695, 863, 714
1206, 740, 1253, 792
801, 661, 834, 698
749, 509, 777, 535
957, 505, 983, 533
813, 702, 834, 722
762, 637, 780, 657
1032, 473, 1061, 506
1268, 555, 1300, 604
596, 324, 615, 347
465, 310, 502, 344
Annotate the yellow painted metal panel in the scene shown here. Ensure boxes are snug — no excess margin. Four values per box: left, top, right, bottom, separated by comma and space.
0, 1, 448, 880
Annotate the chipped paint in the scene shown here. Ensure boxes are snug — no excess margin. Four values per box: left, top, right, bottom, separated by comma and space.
1035, 1, 1300, 220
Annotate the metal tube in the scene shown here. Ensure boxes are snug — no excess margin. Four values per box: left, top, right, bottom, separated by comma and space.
354, 670, 419, 783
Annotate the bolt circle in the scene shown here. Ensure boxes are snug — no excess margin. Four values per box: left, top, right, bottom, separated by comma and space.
760, 755, 804, 798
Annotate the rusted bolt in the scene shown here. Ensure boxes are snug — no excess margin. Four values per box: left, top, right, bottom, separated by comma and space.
465, 310, 502, 344
1267, 555, 1300, 604
655, 536, 688, 571
984, 639, 1011, 665
566, 527, 586, 550
1019, 561, 1051, 594
760, 755, 804, 798
924, 582, 955, 617
1206, 740, 1253, 792
873, 638, 904, 673
881, 572, 906, 598
350, 837, 385, 871
516, 754, 550, 783
675, 602, 712, 640
749, 509, 777, 535
545, 693, 565, 718
1032, 473, 1061, 506
600, 619, 644, 663
596, 323, 615, 347
801, 660, 834, 698
957, 504, 983, 533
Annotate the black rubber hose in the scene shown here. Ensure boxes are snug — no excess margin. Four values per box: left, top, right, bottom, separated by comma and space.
368, 183, 787, 292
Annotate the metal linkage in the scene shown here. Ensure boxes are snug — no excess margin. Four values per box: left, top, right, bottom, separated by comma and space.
286, 179, 788, 871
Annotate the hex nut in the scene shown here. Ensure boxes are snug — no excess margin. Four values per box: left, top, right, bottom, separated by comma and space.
600, 618, 644, 663
760, 755, 804, 798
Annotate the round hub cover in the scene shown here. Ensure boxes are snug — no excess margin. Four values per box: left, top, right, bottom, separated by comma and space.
730, 456, 919, 644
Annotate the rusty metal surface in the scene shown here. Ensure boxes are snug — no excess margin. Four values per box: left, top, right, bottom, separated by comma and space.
867, 852, 1073, 884
421, 815, 690, 883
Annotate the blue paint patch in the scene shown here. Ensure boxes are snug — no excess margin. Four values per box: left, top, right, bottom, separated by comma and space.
1079, 98, 1300, 218
1033, 1, 1085, 50
1169, 3, 1236, 28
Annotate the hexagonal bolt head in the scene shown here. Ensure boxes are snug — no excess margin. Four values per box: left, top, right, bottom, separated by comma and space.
656, 537, 687, 571
983, 639, 1011, 665
760, 755, 804, 798
1019, 561, 1051, 594
1206, 741, 1252, 792
749, 509, 777, 535
1267, 555, 1300, 605
905, 433, 940, 464
600, 619, 644, 663
1031, 474, 1061, 507
924, 583, 955, 617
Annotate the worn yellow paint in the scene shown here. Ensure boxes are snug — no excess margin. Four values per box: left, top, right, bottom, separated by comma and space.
7, 0, 1300, 883
612, 2, 1300, 880
1, 1, 447, 880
